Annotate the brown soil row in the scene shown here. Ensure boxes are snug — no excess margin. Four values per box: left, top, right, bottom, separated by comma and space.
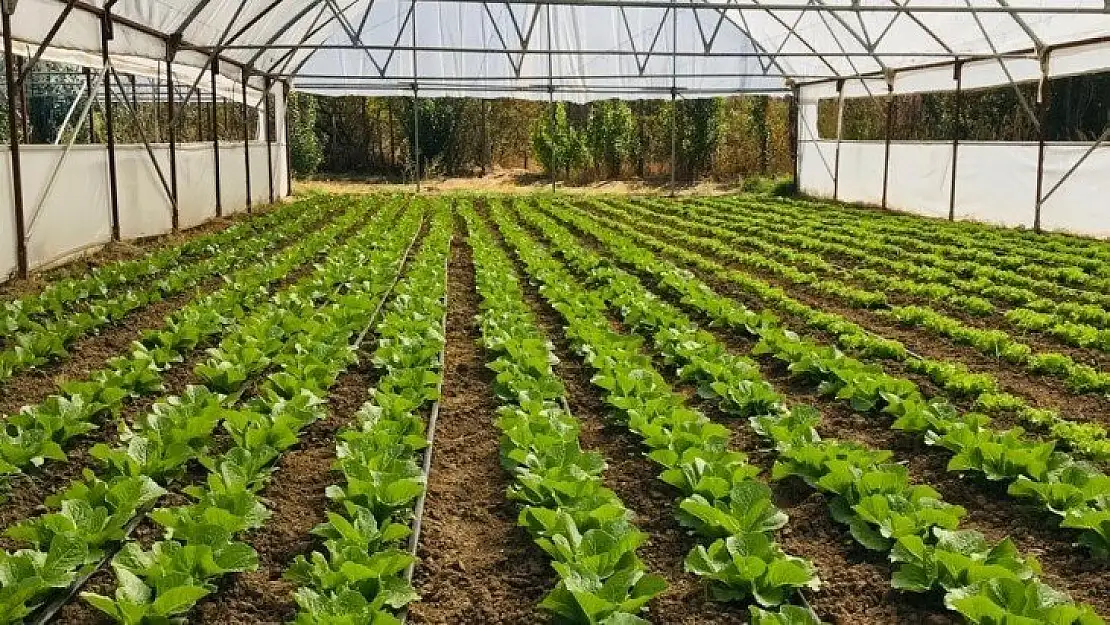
510, 241, 746, 624
190, 205, 429, 624
409, 228, 553, 624
581, 204, 1110, 430
0, 279, 219, 417
192, 362, 378, 624
0, 206, 336, 414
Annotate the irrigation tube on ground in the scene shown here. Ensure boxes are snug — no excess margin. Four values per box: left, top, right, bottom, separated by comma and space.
400, 229, 454, 625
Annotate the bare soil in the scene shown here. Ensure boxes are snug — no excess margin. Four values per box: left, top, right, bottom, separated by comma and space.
192, 362, 377, 624
513, 243, 746, 624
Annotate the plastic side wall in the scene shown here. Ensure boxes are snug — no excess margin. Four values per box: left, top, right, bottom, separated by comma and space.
799, 137, 1110, 239
0, 140, 289, 283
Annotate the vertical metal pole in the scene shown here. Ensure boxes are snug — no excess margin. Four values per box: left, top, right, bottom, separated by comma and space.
101, 10, 121, 242
881, 79, 894, 209
948, 61, 963, 221
16, 57, 29, 142
211, 62, 222, 216
411, 0, 420, 193
547, 2, 555, 192
3, 6, 28, 278
167, 52, 179, 231
832, 79, 845, 201
264, 75, 275, 204
241, 70, 252, 214
669, 0, 677, 196
128, 73, 136, 112
788, 84, 799, 188
1033, 51, 1050, 234
283, 82, 292, 196
412, 86, 420, 192
84, 67, 96, 143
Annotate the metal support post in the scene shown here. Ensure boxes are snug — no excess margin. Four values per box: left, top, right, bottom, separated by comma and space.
788, 83, 799, 188
16, 56, 29, 142
669, 0, 677, 197
881, 76, 895, 209
547, 2, 555, 192
412, 0, 420, 193
412, 85, 420, 193
211, 62, 222, 216
832, 79, 845, 201
264, 75, 275, 204
283, 82, 293, 196
84, 67, 96, 143
3, 4, 28, 278
1033, 50, 1050, 233
167, 50, 179, 230
101, 3, 121, 242
548, 87, 555, 192
948, 61, 963, 221
241, 70, 253, 213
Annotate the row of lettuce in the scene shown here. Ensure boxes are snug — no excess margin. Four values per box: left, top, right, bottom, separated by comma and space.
464, 203, 675, 624
508, 198, 1105, 623
0, 197, 371, 502
282, 202, 451, 623
485, 199, 825, 624
574, 199, 1110, 464
595, 197, 1110, 395
0, 199, 336, 386
0, 199, 314, 347
0, 197, 420, 623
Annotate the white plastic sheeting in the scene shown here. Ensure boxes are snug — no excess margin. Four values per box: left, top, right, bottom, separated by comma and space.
0, 140, 282, 281
796, 50, 1110, 240
798, 135, 1110, 238
21, 146, 113, 270
116, 145, 174, 240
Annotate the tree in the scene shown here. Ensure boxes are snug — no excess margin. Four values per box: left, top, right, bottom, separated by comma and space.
677, 98, 723, 180
531, 102, 589, 180
402, 97, 459, 174
289, 92, 323, 176
585, 100, 635, 178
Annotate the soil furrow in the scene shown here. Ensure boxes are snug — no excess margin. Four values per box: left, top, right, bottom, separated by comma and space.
510, 242, 744, 624
408, 228, 552, 625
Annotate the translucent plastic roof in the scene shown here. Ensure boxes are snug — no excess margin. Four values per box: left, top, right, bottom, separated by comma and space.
8, 1, 1110, 101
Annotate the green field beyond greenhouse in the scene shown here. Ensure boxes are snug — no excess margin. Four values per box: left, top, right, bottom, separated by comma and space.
0, 192, 1108, 625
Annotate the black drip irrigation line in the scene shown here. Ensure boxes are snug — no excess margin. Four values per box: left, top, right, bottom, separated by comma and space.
399, 230, 453, 625
29, 206, 426, 625
29, 505, 148, 625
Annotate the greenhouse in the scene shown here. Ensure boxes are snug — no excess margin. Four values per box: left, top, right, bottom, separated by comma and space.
0, 1, 1109, 624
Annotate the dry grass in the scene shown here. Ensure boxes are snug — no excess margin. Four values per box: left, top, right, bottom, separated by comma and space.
295, 168, 745, 197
